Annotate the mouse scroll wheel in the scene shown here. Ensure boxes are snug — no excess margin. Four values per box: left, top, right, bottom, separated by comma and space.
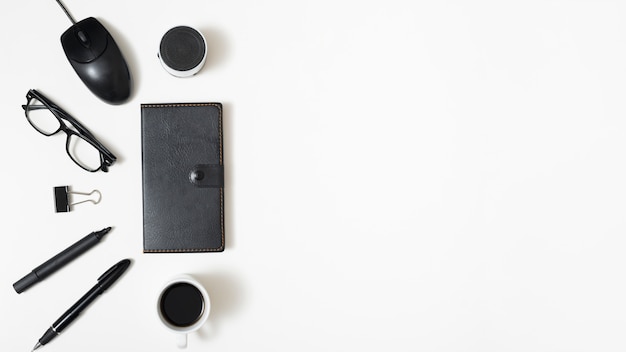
77, 30, 91, 47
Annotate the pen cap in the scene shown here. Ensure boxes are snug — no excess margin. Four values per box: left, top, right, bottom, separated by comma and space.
13, 271, 39, 294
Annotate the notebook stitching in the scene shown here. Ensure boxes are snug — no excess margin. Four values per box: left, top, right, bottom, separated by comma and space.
142, 103, 221, 108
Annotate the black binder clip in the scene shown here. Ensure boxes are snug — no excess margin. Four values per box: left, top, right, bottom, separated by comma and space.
54, 186, 102, 213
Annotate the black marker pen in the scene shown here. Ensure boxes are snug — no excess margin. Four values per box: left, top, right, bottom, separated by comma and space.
13, 227, 111, 293
31, 259, 131, 351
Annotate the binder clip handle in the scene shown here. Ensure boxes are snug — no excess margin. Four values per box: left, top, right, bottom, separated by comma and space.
54, 186, 102, 213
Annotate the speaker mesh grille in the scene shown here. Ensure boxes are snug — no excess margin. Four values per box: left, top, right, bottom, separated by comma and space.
160, 26, 206, 72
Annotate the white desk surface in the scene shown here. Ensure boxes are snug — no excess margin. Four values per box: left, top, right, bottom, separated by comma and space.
2, 1, 626, 351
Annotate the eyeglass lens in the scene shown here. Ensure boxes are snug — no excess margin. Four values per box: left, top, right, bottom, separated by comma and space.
67, 134, 104, 171
25, 97, 61, 136
25, 95, 105, 172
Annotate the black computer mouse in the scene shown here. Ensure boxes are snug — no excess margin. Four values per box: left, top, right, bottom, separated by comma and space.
61, 17, 131, 104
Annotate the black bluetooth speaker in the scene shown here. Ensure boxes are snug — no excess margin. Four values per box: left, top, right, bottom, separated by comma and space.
158, 26, 207, 77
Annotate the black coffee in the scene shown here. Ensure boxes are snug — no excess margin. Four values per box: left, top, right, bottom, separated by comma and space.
160, 282, 204, 327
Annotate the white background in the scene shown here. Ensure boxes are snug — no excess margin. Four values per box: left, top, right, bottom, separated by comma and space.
2, 0, 626, 351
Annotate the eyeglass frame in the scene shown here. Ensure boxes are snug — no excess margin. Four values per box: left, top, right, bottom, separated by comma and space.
22, 89, 117, 172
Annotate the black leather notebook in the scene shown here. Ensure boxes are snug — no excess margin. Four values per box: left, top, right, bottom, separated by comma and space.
141, 103, 224, 253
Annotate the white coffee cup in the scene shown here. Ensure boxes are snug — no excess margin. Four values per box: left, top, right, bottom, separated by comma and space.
157, 275, 211, 348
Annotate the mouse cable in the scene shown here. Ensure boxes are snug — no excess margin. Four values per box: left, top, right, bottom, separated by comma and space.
55, 0, 76, 25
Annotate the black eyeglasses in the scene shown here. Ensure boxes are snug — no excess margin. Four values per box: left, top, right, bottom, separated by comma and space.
22, 89, 117, 172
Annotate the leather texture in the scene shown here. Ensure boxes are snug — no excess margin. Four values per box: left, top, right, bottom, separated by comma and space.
141, 103, 224, 253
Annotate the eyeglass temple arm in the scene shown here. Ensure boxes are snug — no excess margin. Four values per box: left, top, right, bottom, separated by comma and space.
50, 107, 99, 141
22, 104, 49, 111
